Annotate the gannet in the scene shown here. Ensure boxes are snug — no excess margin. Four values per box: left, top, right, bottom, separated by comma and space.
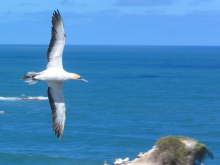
23, 10, 87, 138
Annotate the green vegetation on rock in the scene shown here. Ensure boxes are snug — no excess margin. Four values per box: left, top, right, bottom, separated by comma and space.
155, 136, 213, 165
156, 136, 188, 164
194, 142, 213, 163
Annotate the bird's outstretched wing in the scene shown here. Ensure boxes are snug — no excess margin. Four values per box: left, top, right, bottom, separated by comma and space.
47, 10, 66, 69
48, 82, 66, 138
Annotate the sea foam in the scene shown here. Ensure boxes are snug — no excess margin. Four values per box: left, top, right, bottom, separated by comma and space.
0, 96, 48, 101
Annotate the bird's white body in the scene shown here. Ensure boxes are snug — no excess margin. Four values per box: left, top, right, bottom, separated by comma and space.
23, 10, 86, 138
35, 69, 75, 82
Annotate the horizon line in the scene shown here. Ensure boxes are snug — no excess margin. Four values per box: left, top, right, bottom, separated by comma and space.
0, 43, 220, 47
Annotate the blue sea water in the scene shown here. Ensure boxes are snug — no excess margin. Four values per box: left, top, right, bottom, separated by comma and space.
0, 45, 219, 165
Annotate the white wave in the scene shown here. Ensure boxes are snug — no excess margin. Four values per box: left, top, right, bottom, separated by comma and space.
0, 96, 48, 101
114, 157, 130, 165
22, 96, 48, 101
0, 110, 5, 114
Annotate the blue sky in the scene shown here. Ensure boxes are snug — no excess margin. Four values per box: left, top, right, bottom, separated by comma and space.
1, 0, 220, 45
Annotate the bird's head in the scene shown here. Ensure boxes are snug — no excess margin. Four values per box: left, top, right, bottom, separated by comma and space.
71, 73, 88, 82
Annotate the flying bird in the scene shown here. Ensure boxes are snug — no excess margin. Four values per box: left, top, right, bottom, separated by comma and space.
23, 10, 87, 138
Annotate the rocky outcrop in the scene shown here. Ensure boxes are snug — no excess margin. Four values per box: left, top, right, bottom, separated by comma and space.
111, 136, 213, 165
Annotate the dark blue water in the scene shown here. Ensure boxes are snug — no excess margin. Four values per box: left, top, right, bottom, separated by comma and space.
0, 45, 219, 165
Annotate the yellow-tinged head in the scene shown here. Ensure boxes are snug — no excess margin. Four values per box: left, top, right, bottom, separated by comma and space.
72, 73, 88, 82
72, 73, 81, 79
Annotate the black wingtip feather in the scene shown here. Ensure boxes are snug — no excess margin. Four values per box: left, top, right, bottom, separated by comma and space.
51, 9, 62, 27
52, 9, 61, 20
54, 125, 64, 139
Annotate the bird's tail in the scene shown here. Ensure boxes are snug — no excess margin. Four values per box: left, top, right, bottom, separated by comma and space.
22, 72, 39, 85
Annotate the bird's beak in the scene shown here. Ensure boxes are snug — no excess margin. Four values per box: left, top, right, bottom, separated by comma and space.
79, 77, 88, 83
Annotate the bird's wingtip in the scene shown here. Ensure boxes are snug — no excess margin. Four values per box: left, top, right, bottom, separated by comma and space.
56, 133, 64, 140
55, 130, 64, 139
53, 122, 64, 139
52, 9, 61, 18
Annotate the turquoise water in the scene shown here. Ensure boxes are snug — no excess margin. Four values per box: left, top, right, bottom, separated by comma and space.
0, 45, 219, 164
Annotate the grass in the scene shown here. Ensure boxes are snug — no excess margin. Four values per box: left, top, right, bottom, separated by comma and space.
156, 136, 187, 164
156, 136, 213, 165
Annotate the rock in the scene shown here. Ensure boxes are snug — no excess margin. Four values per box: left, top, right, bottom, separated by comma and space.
112, 136, 213, 165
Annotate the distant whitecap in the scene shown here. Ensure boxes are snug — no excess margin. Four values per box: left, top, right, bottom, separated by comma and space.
22, 96, 48, 101
0, 96, 48, 101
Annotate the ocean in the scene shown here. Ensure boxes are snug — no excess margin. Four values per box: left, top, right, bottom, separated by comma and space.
0, 45, 219, 165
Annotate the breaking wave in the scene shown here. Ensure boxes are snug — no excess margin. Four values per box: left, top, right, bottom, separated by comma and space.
0, 96, 48, 101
